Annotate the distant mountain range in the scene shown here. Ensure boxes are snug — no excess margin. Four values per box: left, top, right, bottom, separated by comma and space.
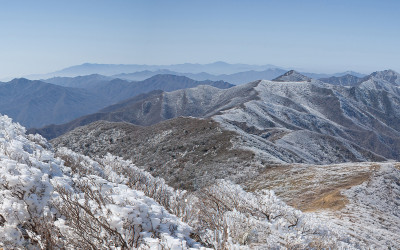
0, 75, 232, 128
319, 74, 362, 86
37, 70, 400, 168
113, 69, 367, 85
112, 68, 288, 84
44, 74, 232, 103
43, 74, 113, 88
0, 78, 105, 128
24, 62, 366, 85
26, 62, 280, 79
18, 68, 400, 249
40, 68, 367, 86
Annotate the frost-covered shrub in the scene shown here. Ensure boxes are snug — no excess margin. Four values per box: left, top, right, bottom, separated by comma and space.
191, 180, 350, 249
52, 176, 199, 249
55, 149, 194, 222
0, 115, 200, 249
0, 114, 395, 249
50, 150, 201, 249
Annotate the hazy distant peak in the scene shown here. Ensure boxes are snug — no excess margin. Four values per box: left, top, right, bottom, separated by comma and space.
340, 71, 366, 77
8, 78, 31, 83
319, 74, 361, 86
272, 70, 312, 82
210, 61, 230, 65
146, 74, 191, 80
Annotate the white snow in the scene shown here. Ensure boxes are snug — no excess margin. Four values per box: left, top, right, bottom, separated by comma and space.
0, 114, 399, 249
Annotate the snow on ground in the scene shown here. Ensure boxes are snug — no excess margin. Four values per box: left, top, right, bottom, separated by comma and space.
316, 163, 400, 248
0, 113, 399, 249
246, 161, 400, 249
213, 79, 394, 164
0, 114, 200, 249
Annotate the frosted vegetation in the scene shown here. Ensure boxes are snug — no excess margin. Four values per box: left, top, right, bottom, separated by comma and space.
0, 114, 398, 249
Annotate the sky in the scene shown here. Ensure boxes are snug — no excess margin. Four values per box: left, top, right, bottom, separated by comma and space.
0, 0, 399, 78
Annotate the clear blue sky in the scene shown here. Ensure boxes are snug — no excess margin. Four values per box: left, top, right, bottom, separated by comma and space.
0, 0, 399, 78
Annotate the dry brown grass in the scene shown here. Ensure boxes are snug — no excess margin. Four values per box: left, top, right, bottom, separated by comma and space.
246, 163, 381, 212
306, 190, 348, 212
299, 172, 371, 212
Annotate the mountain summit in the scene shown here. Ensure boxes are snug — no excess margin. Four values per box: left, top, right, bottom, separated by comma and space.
319, 74, 361, 86
272, 70, 312, 82
368, 69, 400, 85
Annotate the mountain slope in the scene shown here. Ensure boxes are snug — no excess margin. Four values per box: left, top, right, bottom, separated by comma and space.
7, 114, 399, 248
319, 74, 361, 86
0, 78, 107, 128
44, 73, 112, 88
47, 70, 400, 165
245, 161, 400, 248
47, 117, 400, 248
45, 74, 233, 104
51, 118, 257, 191
209, 68, 287, 84
368, 69, 400, 85
29, 82, 256, 139
272, 70, 312, 82
28, 90, 165, 139
357, 69, 400, 95
0, 114, 203, 249
2, 75, 232, 129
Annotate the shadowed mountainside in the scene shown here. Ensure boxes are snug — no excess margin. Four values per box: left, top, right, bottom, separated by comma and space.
0, 78, 106, 128
1, 75, 232, 128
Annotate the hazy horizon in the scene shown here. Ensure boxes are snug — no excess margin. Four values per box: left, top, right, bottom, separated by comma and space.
0, 61, 377, 82
1, 0, 399, 79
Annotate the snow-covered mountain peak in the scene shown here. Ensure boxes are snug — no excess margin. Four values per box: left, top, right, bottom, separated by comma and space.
357, 69, 400, 94
272, 70, 312, 82
369, 69, 400, 85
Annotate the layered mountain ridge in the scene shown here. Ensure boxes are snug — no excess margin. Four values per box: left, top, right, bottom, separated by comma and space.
0, 78, 106, 128
2, 67, 400, 248
49, 70, 400, 168
0, 75, 232, 128
25, 62, 366, 85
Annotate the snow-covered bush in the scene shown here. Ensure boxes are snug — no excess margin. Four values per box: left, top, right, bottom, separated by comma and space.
191, 180, 350, 249
55, 149, 195, 224
1, 114, 396, 249
0, 115, 200, 249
